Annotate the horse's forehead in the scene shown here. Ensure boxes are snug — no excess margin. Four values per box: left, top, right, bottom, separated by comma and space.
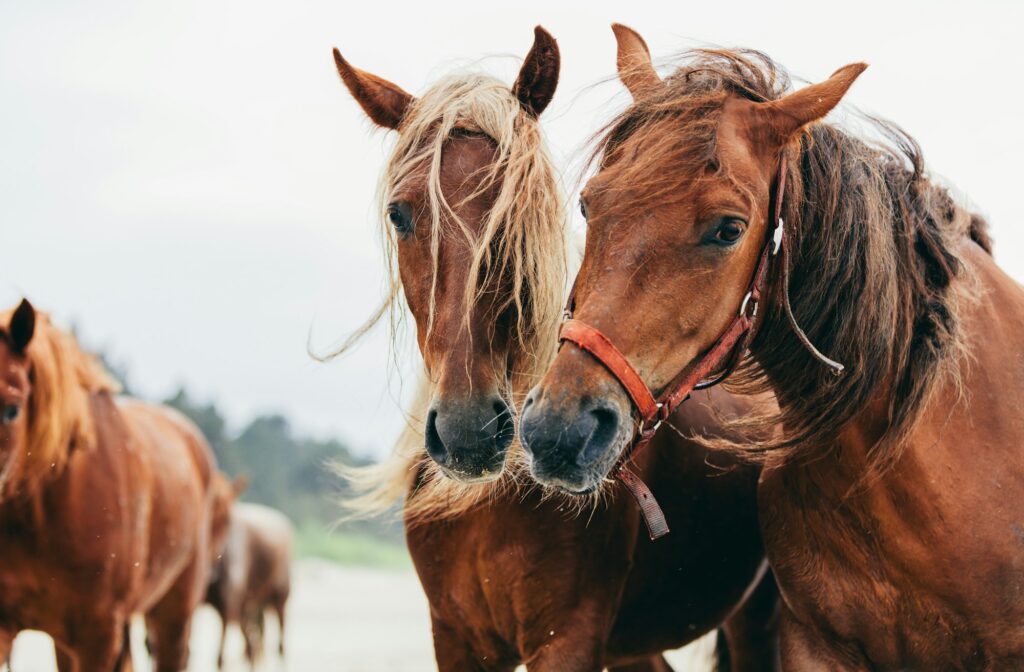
439, 134, 498, 184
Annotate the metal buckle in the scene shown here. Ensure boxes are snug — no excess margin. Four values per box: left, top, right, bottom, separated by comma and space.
771, 218, 784, 255
738, 290, 756, 318
639, 403, 664, 436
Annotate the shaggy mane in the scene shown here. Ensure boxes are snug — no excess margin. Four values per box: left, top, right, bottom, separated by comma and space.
337, 71, 572, 525
0, 308, 118, 496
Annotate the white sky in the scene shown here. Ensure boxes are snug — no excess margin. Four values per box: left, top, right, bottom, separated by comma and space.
2, 0, 1021, 458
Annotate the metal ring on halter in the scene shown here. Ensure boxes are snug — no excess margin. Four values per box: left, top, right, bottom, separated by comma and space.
639, 403, 664, 435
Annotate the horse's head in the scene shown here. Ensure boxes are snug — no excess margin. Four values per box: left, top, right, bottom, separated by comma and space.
335, 28, 563, 483
521, 25, 866, 493
0, 300, 35, 498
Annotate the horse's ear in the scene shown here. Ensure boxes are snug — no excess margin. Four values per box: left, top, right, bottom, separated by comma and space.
512, 26, 560, 117
232, 474, 249, 497
9, 299, 35, 353
611, 23, 660, 99
332, 49, 414, 130
756, 63, 868, 141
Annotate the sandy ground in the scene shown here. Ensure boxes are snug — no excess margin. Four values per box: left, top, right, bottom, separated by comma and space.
8, 560, 714, 671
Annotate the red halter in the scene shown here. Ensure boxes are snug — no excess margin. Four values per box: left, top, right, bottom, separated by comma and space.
560, 156, 794, 540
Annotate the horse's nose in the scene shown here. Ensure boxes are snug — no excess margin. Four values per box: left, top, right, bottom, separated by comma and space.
424, 396, 513, 482
520, 392, 623, 492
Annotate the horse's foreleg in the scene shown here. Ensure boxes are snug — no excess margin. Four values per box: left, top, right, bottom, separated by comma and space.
55, 645, 75, 672
0, 630, 14, 670
608, 654, 675, 672
59, 620, 126, 672
216, 612, 228, 670
720, 568, 780, 671
430, 619, 513, 672
272, 594, 287, 657
525, 635, 605, 672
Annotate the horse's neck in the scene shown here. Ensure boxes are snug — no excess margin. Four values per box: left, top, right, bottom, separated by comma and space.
771, 238, 1024, 518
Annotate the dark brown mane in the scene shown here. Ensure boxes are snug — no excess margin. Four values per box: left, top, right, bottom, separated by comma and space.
591, 49, 989, 475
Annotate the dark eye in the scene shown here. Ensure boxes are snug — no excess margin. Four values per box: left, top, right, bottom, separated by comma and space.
711, 218, 746, 246
1, 404, 20, 425
386, 202, 414, 237
579, 199, 588, 220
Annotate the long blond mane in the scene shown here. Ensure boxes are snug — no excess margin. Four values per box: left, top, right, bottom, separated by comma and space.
338, 71, 570, 525
0, 308, 117, 495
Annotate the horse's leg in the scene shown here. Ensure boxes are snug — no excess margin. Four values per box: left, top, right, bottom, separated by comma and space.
608, 655, 675, 672
719, 569, 780, 671
216, 611, 228, 670
430, 620, 512, 672
272, 594, 287, 657
55, 645, 75, 672
61, 619, 126, 672
241, 609, 257, 669
113, 621, 135, 672
777, 605, 851, 671
0, 630, 15, 669
145, 565, 203, 672
146, 609, 193, 672
255, 607, 267, 662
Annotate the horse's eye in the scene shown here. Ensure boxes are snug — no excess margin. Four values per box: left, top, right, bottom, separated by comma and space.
712, 218, 746, 245
386, 202, 414, 237
1, 404, 20, 425
579, 199, 588, 220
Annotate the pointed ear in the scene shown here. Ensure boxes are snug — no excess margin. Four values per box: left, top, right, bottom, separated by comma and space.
512, 26, 560, 117
9, 299, 35, 353
232, 474, 249, 498
756, 63, 868, 140
611, 23, 660, 99
332, 49, 414, 130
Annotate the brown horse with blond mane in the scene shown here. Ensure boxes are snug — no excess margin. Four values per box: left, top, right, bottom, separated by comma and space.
333, 27, 779, 671
521, 24, 1018, 670
0, 300, 220, 672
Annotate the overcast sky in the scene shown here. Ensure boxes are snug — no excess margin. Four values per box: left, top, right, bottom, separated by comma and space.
2, 0, 1021, 458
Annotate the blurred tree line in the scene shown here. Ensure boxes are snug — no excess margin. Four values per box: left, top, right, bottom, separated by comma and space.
89, 340, 402, 545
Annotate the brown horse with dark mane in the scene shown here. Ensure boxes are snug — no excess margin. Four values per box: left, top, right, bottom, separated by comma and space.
521, 24, 1020, 670
0, 300, 220, 672
333, 27, 778, 671
206, 496, 294, 669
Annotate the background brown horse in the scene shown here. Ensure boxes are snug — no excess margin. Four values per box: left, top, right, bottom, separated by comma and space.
206, 499, 294, 669
0, 300, 219, 672
333, 27, 778, 671
521, 24, 1024, 670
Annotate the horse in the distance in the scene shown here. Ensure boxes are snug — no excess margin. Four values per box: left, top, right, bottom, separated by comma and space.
206, 495, 294, 669
332, 27, 778, 671
521, 23, 1020, 669
0, 299, 219, 672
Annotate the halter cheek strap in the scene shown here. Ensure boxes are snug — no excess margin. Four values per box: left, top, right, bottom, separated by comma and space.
559, 154, 842, 540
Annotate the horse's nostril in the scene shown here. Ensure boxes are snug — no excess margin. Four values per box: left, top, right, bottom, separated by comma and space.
580, 406, 620, 466
492, 398, 515, 450
424, 409, 449, 466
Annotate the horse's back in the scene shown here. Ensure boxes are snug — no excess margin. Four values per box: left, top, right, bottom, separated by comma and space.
234, 503, 293, 597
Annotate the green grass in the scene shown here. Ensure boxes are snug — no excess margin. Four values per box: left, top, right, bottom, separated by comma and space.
295, 524, 412, 569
